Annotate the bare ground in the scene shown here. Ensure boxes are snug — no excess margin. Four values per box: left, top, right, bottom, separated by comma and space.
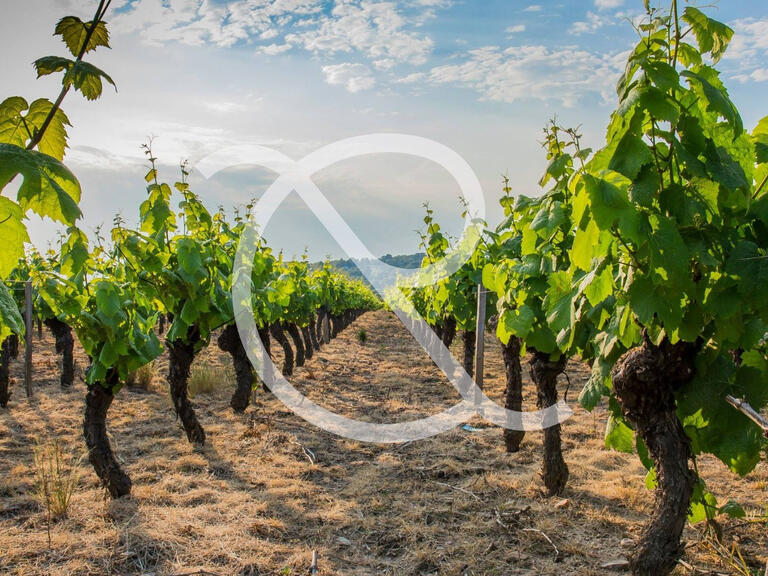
0, 310, 766, 576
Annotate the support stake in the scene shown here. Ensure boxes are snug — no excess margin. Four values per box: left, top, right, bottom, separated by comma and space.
24, 280, 33, 398
474, 283, 486, 404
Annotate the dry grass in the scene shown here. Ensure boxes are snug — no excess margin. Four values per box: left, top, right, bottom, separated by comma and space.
0, 310, 765, 575
32, 438, 82, 520
126, 361, 156, 391
188, 361, 234, 397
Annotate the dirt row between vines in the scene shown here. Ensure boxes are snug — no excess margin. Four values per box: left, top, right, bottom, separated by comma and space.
0, 309, 766, 575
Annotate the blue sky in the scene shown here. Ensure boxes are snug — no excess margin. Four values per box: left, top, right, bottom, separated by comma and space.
4, 0, 768, 259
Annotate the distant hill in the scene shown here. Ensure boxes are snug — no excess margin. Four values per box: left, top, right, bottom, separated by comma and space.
312, 253, 424, 286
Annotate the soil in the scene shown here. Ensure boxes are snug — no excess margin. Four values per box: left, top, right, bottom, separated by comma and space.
0, 310, 766, 575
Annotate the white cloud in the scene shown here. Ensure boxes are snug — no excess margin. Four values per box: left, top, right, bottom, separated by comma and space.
733, 68, 768, 83
112, 0, 438, 68
417, 45, 627, 107
506, 24, 526, 35
523, 5, 543, 12
595, 0, 624, 10
203, 100, 253, 114
260, 42, 293, 55
322, 62, 376, 92
725, 18, 768, 83
570, 12, 611, 35
287, 2, 434, 66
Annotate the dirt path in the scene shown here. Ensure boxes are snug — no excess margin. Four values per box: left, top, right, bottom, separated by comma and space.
0, 310, 766, 575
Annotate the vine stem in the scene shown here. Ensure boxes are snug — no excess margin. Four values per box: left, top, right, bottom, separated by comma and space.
752, 171, 768, 201
26, 0, 111, 151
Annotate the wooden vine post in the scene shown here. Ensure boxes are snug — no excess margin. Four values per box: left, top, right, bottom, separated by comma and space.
322, 315, 330, 344
24, 280, 33, 398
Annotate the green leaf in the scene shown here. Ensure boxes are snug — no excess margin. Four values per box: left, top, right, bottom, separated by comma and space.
0, 97, 71, 161
584, 264, 613, 307
0, 282, 24, 342
498, 305, 535, 343
609, 132, 654, 180
571, 219, 599, 271
176, 238, 203, 277
55, 16, 110, 57
579, 358, 610, 411
682, 7, 734, 63
718, 500, 746, 519
752, 115, 768, 165
688, 487, 718, 524
0, 197, 29, 278
639, 86, 680, 123
544, 270, 573, 336
0, 143, 82, 224
583, 172, 640, 241
605, 413, 635, 453
64, 61, 117, 101
703, 140, 749, 191
33, 56, 74, 78
677, 351, 764, 475
681, 70, 742, 135
642, 60, 680, 92
94, 282, 121, 319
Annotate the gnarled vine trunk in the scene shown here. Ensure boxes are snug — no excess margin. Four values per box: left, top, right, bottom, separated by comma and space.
1, 335, 20, 408
441, 316, 457, 348
44, 318, 74, 388
286, 323, 305, 367
330, 315, 341, 338
315, 308, 325, 345
218, 324, 254, 413
501, 335, 524, 453
308, 316, 320, 351
611, 337, 698, 576
270, 322, 294, 376
301, 325, 314, 360
167, 327, 206, 445
462, 330, 476, 377
83, 371, 132, 498
529, 350, 568, 495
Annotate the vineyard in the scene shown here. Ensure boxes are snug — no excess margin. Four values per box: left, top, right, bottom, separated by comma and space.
1, 1, 767, 575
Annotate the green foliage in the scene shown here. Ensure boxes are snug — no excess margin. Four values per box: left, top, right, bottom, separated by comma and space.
54, 16, 110, 57
557, 2, 768, 495
0, 3, 113, 343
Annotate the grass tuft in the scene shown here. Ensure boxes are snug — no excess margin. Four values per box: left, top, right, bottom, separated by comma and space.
188, 362, 233, 397
32, 439, 82, 521
126, 361, 155, 390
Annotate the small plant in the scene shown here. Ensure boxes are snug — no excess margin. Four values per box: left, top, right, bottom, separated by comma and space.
126, 361, 155, 390
33, 439, 83, 522
188, 362, 233, 397
356, 328, 367, 345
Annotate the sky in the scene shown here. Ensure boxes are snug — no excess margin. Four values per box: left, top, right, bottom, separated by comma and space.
3, 0, 768, 260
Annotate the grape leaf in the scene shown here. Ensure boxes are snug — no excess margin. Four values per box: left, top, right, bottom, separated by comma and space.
55, 16, 110, 57
0, 197, 28, 278
0, 143, 82, 224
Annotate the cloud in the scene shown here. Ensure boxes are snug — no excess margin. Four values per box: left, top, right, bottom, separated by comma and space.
570, 12, 611, 35
112, 0, 438, 68
260, 42, 293, 55
523, 5, 542, 12
286, 2, 434, 66
506, 24, 526, 35
416, 45, 628, 107
594, 0, 624, 10
322, 62, 376, 92
725, 18, 768, 83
